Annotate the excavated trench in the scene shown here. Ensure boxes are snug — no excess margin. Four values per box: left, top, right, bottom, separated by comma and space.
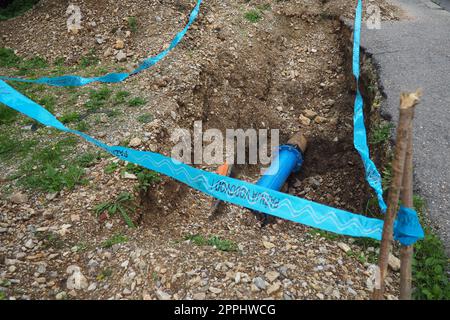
139, 5, 386, 227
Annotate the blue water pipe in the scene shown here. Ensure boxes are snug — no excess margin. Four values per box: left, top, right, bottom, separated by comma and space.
254, 133, 307, 224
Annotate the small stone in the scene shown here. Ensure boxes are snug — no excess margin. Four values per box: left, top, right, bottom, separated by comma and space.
95, 35, 105, 44
265, 271, 280, 282
234, 272, 241, 284
156, 289, 171, 300
299, 114, 311, 126
8, 265, 17, 273
70, 214, 80, 222
262, 241, 275, 249
24, 239, 35, 249
303, 109, 317, 119
104, 48, 113, 57
331, 289, 341, 299
55, 291, 67, 300
253, 277, 266, 290
36, 277, 46, 284
10, 192, 28, 204
123, 288, 132, 295
347, 287, 357, 296
129, 138, 142, 147
316, 293, 325, 299
388, 253, 401, 271
267, 282, 281, 295
37, 264, 46, 274
193, 292, 206, 300
123, 172, 138, 180
46, 192, 58, 201
87, 283, 97, 291
115, 50, 127, 62
338, 242, 351, 253
315, 116, 327, 124
208, 286, 222, 294
114, 39, 125, 49
66, 265, 88, 290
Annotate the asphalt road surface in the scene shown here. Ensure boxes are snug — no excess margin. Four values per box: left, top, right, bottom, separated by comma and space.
360, 0, 450, 254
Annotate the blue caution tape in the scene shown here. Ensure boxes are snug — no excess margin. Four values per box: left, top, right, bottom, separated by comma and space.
394, 206, 425, 246
0, 0, 203, 87
352, 0, 387, 213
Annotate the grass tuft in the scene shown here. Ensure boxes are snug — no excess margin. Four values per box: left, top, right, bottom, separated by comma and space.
94, 192, 136, 228
244, 9, 262, 23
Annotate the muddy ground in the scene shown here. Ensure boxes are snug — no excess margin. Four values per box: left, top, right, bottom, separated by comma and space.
0, 0, 401, 300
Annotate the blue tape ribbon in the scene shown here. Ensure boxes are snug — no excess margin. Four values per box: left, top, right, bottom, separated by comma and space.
394, 206, 425, 246
0, 0, 203, 87
353, 0, 387, 213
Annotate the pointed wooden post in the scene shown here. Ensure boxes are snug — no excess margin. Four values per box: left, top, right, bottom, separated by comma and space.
399, 101, 416, 299
373, 90, 421, 300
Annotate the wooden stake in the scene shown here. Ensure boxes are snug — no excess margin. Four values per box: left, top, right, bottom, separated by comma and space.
373, 90, 421, 300
399, 100, 417, 299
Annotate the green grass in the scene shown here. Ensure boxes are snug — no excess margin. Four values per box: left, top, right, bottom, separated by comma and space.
244, 9, 262, 23
104, 162, 119, 174
124, 163, 161, 192
94, 192, 136, 228
412, 195, 450, 300
16, 56, 48, 76
75, 152, 103, 167
0, 47, 21, 67
72, 242, 89, 252
370, 122, 394, 145
97, 268, 113, 281
36, 231, 65, 249
101, 233, 128, 248
137, 113, 154, 123
0, 0, 39, 21
0, 104, 19, 124
308, 229, 341, 241
85, 87, 112, 111
113, 90, 131, 105
128, 97, 147, 107
75, 121, 90, 132
13, 137, 93, 193
127, 16, 138, 33
0, 134, 37, 162
37, 95, 56, 113
381, 162, 393, 192
59, 112, 81, 124
0, 291, 5, 300
79, 50, 99, 68
185, 234, 239, 252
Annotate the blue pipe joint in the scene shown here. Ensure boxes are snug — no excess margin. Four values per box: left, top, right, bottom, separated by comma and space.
256, 144, 304, 192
